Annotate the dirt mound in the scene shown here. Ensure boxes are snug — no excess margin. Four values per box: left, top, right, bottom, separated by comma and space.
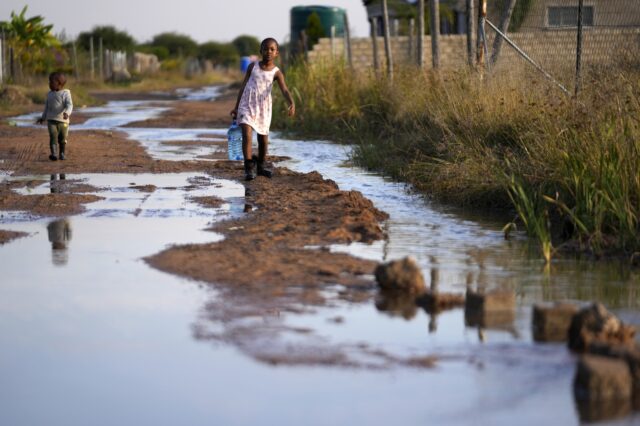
0, 86, 32, 106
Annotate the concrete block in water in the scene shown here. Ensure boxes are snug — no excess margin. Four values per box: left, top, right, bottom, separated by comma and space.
465, 289, 516, 328
574, 355, 632, 422
532, 303, 579, 342
590, 342, 640, 395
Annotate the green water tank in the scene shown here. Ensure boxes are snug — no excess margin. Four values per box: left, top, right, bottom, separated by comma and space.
290, 5, 346, 53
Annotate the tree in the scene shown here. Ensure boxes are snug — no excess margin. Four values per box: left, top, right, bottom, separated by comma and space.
305, 12, 325, 49
231, 35, 260, 56
150, 32, 198, 58
198, 41, 239, 67
77, 26, 136, 51
0, 6, 62, 76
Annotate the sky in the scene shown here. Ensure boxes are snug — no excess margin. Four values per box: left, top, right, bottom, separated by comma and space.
0, 1, 370, 44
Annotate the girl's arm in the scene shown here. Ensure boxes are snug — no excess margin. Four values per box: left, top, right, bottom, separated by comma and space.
231, 62, 255, 118
274, 70, 295, 117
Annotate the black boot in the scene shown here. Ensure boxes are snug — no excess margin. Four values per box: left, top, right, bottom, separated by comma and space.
59, 143, 66, 160
244, 158, 256, 181
254, 155, 273, 178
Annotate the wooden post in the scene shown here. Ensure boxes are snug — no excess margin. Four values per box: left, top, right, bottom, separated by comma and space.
477, 0, 487, 72
344, 12, 353, 68
330, 25, 336, 59
382, 0, 394, 79
466, 0, 475, 67
72, 43, 79, 80
98, 37, 104, 80
575, 0, 584, 96
371, 19, 380, 73
430, 0, 440, 69
408, 18, 415, 63
417, 0, 425, 68
0, 37, 3, 84
491, 0, 517, 66
89, 36, 95, 80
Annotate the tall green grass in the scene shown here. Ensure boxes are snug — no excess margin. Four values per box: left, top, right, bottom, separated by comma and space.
273, 59, 640, 259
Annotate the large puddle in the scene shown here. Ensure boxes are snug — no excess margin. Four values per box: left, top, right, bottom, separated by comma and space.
2, 89, 639, 425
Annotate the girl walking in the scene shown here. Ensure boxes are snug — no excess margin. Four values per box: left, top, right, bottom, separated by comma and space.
231, 37, 295, 180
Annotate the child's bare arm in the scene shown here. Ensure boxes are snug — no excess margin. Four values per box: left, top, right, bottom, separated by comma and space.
231, 63, 255, 118
275, 70, 295, 117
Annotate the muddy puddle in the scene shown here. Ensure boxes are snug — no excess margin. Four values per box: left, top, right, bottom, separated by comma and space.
2, 89, 639, 425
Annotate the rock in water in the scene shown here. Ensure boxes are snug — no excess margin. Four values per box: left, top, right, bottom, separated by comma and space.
375, 257, 425, 293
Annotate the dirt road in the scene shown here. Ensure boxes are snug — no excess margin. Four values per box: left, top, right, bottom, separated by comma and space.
0, 86, 391, 364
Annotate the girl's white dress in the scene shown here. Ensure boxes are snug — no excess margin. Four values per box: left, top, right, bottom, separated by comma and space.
237, 61, 279, 135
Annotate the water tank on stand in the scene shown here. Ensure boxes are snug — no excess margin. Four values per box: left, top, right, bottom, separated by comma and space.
290, 5, 346, 55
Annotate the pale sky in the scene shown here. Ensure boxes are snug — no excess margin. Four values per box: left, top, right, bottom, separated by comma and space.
0, 1, 370, 44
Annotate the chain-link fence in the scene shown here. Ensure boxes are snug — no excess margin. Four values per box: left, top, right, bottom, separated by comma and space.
308, 0, 640, 94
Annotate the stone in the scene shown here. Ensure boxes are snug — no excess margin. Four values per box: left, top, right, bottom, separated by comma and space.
532, 303, 579, 342
574, 355, 632, 403
374, 257, 425, 294
568, 303, 636, 352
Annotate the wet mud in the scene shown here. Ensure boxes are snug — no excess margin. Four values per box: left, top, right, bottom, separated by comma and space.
0, 86, 397, 367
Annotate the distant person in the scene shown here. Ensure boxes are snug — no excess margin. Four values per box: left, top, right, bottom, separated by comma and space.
36, 71, 73, 161
231, 37, 295, 181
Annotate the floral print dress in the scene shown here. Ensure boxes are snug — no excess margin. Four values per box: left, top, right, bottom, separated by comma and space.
237, 62, 279, 135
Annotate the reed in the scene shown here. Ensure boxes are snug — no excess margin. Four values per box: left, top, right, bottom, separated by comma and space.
273, 59, 640, 259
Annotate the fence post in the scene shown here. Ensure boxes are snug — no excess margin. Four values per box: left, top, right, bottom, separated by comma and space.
408, 18, 415, 63
89, 36, 95, 80
466, 0, 475, 67
491, 0, 517, 66
417, 0, 424, 68
0, 37, 3, 85
9, 46, 15, 82
370, 19, 380, 73
382, 0, 394, 79
99, 37, 104, 80
344, 13, 353, 68
330, 25, 336, 59
430, 0, 441, 70
477, 0, 488, 73
575, 0, 584, 97
72, 43, 79, 80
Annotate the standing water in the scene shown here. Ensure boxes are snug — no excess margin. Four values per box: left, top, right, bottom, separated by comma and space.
1, 89, 639, 425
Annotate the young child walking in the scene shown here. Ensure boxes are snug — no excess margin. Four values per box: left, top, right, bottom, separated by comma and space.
231, 37, 295, 180
37, 72, 73, 161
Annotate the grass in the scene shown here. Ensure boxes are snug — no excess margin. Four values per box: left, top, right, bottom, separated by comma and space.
273, 59, 640, 260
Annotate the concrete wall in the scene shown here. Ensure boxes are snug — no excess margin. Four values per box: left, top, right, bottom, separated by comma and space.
519, 0, 640, 30
308, 28, 640, 79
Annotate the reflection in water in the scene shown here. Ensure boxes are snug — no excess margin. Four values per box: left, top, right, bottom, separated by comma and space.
46, 218, 72, 266
375, 290, 418, 320
49, 174, 66, 194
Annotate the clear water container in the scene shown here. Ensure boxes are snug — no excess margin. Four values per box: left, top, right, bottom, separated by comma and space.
227, 120, 243, 161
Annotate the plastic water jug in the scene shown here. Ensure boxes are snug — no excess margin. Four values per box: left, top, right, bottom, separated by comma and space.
227, 120, 243, 161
